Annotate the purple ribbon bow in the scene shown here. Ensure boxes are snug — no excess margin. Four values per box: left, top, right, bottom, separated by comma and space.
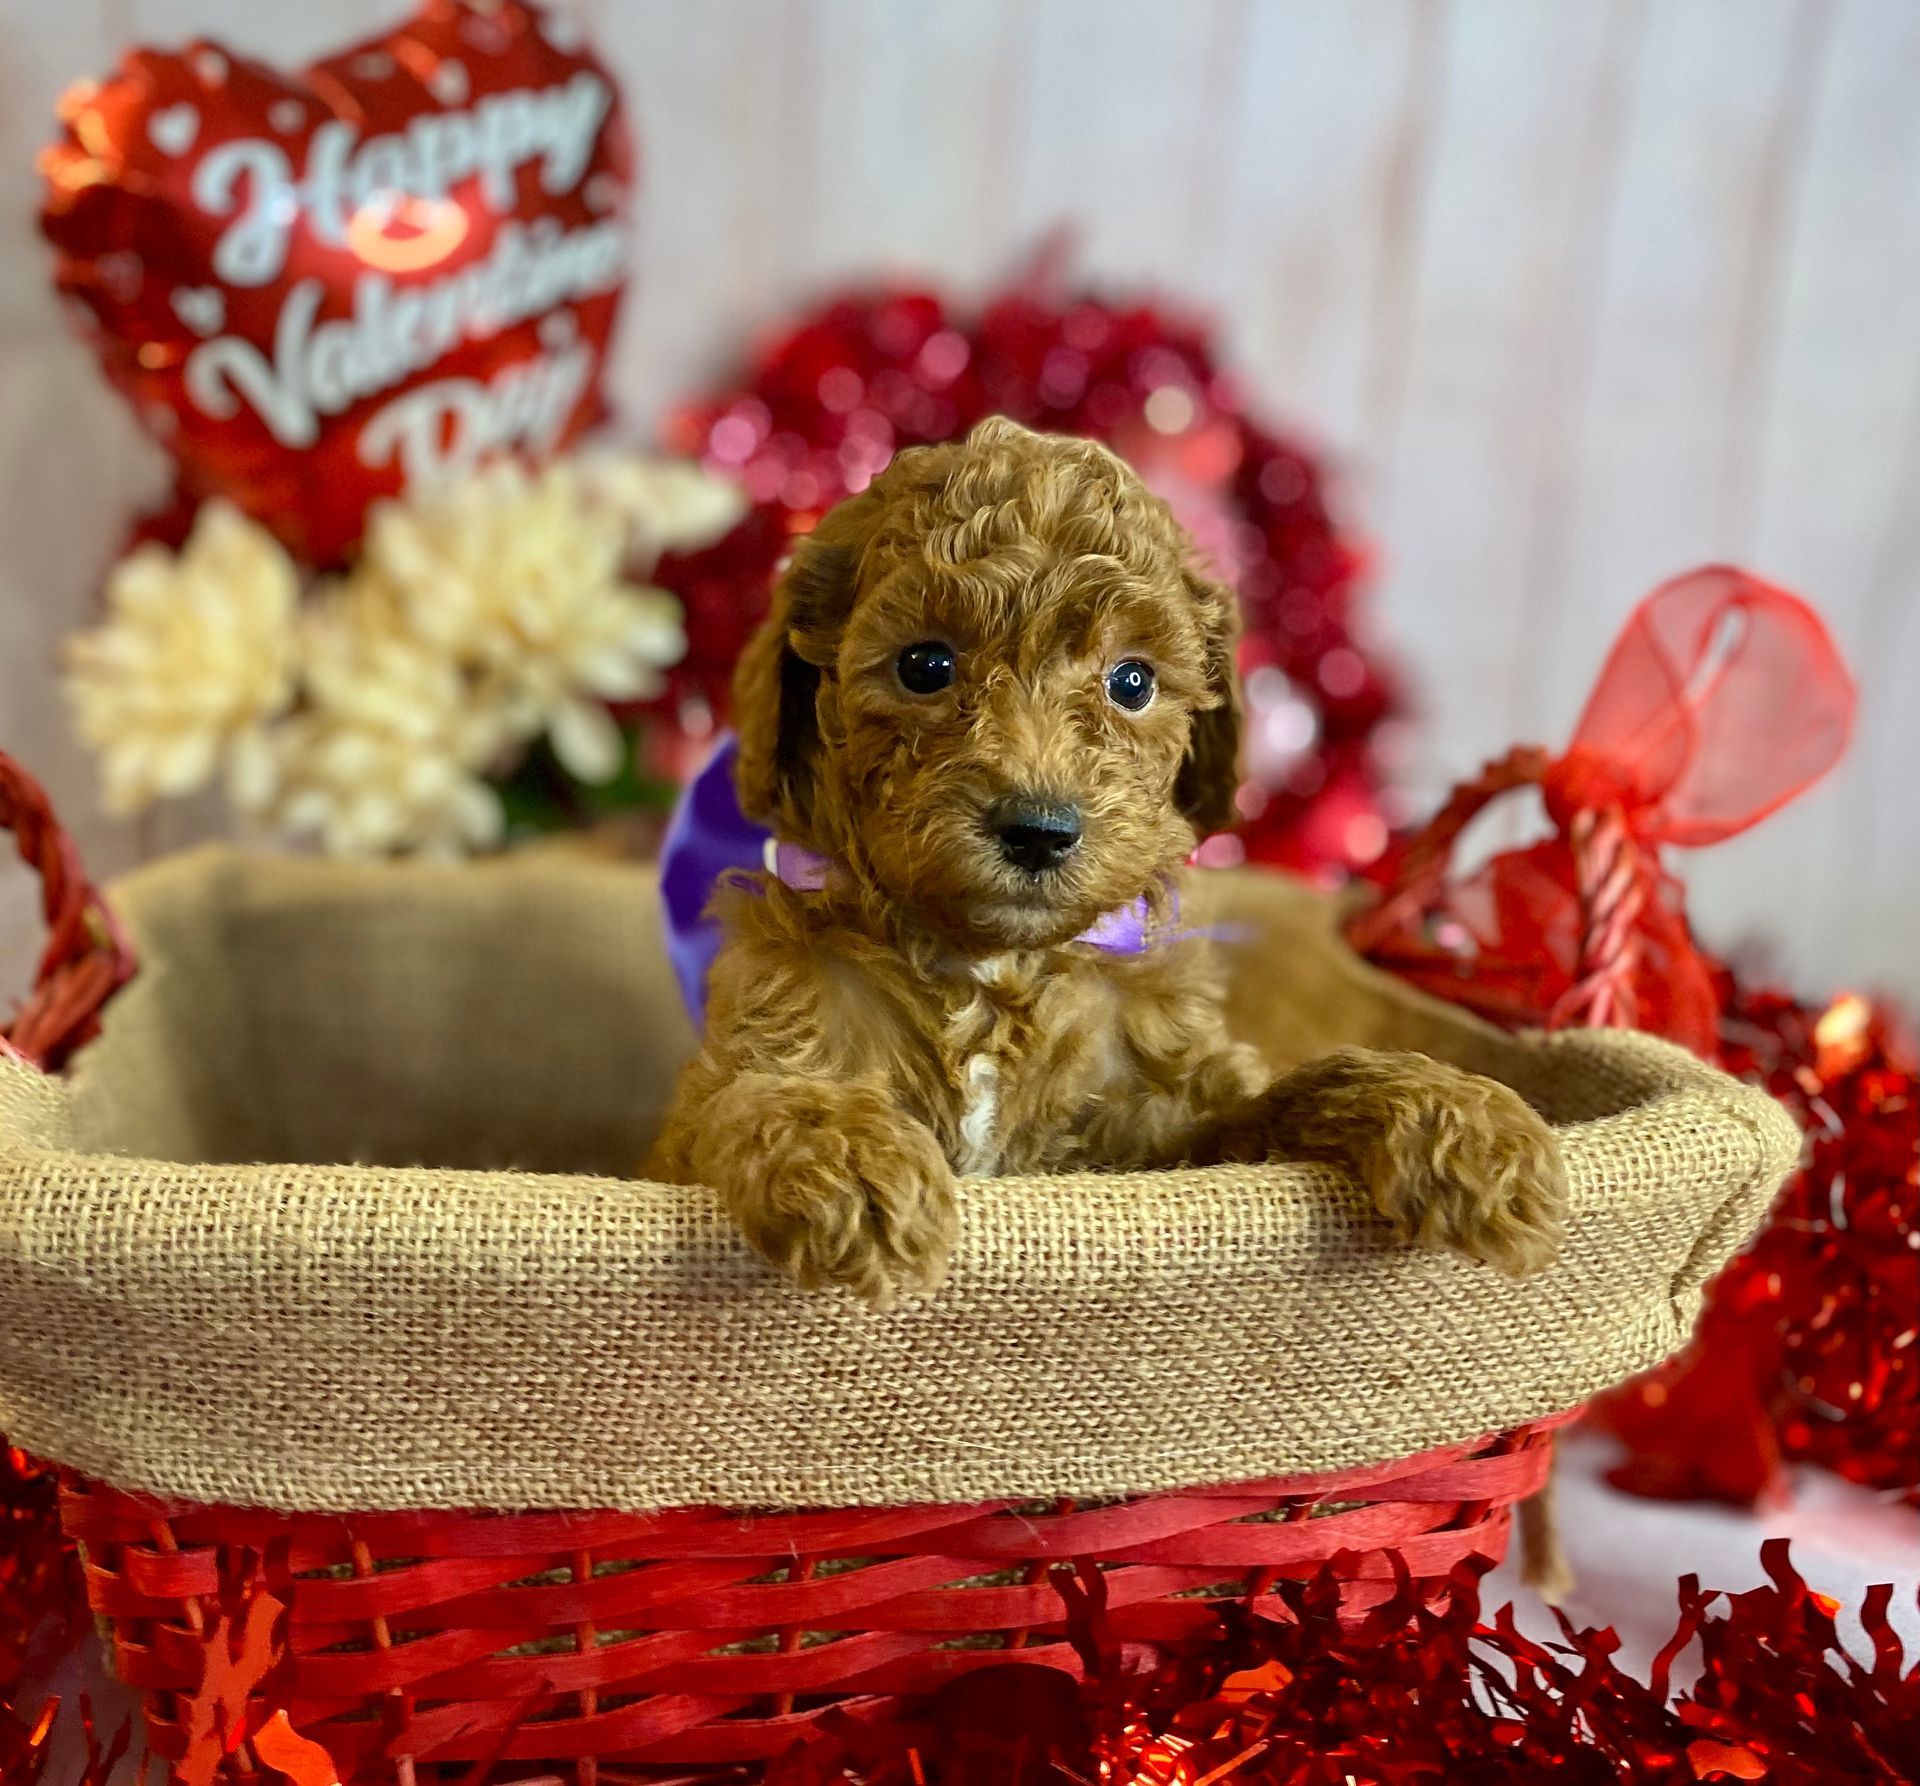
661, 734, 1208, 1031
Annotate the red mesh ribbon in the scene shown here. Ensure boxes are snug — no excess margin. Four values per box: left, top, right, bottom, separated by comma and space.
1348, 568, 1855, 1055
0, 752, 137, 1073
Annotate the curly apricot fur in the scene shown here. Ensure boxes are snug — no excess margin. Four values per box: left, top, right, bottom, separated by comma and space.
649, 419, 1566, 1304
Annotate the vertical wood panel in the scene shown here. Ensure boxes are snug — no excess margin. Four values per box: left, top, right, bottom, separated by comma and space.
0, 2, 122, 326
1703, 0, 1920, 995
595, 0, 800, 422
126, 0, 394, 56
0, 339, 169, 996
1208, 1, 1424, 455
786, 0, 1036, 284
1354, 0, 1450, 465
0, 0, 159, 994
1517, 0, 1820, 740
995, 0, 1245, 295
1497, 0, 1646, 788
1363, 0, 1640, 804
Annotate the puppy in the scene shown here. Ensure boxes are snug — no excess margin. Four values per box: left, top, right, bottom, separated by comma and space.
649, 418, 1565, 1306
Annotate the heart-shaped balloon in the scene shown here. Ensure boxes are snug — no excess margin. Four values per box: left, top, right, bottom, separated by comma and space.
41, 1, 635, 567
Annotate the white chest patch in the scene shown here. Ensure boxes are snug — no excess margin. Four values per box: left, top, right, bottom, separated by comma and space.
968, 952, 1018, 988
956, 1052, 1001, 1175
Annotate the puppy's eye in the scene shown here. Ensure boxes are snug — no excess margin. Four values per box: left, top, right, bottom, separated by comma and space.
896, 641, 957, 695
1106, 659, 1156, 712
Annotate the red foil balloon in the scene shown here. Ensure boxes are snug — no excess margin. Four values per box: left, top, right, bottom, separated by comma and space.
39, 0, 635, 567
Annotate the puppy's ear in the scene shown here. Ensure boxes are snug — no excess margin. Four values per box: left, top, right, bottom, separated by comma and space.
1174, 567, 1244, 838
731, 500, 870, 837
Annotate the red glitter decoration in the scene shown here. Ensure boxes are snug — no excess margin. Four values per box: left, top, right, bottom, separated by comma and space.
176, 1576, 291, 1786
1595, 980, 1920, 1509
651, 248, 1397, 876
249, 1712, 345, 1786
4, 1528, 1911, 1784
766, 1543, 1917, 1784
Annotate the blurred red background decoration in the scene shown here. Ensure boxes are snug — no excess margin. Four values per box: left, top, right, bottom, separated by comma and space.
39, 0, 635, 568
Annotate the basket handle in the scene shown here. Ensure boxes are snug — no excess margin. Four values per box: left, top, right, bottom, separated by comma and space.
1344, 745, 1554, 957
1345, 742, 1649, 1035
0, 751, 137, 1072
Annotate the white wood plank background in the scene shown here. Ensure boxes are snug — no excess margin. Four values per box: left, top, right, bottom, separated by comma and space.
0, 0, 1914, 1007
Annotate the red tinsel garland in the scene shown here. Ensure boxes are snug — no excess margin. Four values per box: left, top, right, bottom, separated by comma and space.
1593, 979, 1920, 1510
648, 252, 1400, 876
765, 1543, 1916, 1785
0, 1448, 94, 1786
4, 1530, 1905, 1785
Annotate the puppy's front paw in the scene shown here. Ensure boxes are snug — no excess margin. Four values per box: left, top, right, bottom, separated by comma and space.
1369, 1068, 1567, 1277
1251, 1048, 1567, 1275
729, 1083, 958, 1309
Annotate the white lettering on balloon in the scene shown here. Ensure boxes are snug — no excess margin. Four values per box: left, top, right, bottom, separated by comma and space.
191, 71, 613, 287
358, 340, 594, 484
183, 216, 628, 445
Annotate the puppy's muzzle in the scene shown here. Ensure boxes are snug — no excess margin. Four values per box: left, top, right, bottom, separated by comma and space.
989, 797, 1083, 875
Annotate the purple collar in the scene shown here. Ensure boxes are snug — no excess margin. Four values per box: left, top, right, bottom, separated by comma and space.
660, 735, 1187, 1030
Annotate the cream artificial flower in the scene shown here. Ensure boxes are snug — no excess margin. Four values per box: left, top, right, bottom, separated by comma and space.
64, 502, 299, 814
578, 452, 748, 571
251, 590, 505, 860
63, 454, 726, 855
360, 459, 690, 783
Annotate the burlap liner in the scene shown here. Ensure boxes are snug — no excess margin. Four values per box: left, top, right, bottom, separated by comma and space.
0, 845, 1799, 1513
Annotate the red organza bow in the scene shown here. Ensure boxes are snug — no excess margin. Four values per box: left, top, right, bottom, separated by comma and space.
1348, 567, 1855, 1056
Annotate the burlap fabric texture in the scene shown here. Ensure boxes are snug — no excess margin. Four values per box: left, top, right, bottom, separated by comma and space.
0, 845, 1799, 1513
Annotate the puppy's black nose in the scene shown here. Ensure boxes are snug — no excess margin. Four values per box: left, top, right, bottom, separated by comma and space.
990, 797, 1083, 874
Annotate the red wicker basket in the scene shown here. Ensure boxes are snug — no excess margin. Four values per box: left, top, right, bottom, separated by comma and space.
0, 752, 1794, 1783
60, 1433, 1557, 1779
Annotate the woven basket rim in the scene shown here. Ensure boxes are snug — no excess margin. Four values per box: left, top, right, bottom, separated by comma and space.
0, 1028, 1791, 1200
0, 845, 1801, 1514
